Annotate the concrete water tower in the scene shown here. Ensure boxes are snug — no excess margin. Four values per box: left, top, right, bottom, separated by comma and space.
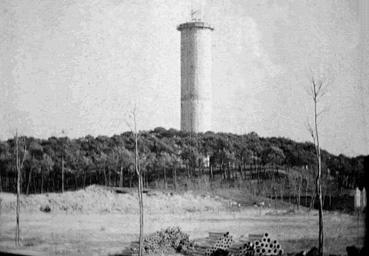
177, 17, 214, 133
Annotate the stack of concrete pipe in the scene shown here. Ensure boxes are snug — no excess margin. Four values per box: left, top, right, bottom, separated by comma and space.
232, 241, 255, 256
205, 232, 234, 256
249, 233, 283, 256
197, 232, 283, 256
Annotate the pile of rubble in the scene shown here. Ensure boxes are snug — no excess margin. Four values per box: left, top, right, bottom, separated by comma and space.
129, 226, 194, 255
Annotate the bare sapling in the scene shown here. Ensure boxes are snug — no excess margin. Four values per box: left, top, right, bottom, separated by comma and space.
305, 174, 309, 208
15, 132, 27, 246
61, 130, 65, 193
126, 107, 144, 256
62, 156, 64, 193
307, 75, 329, 256
297, 174, 302, 209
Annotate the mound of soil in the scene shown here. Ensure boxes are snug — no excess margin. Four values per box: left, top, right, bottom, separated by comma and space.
0, 185, 229, 214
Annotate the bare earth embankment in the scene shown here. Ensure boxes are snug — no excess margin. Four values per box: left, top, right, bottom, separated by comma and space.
0, 186, 364, 256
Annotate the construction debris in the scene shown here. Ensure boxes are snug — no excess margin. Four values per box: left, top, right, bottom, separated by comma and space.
200, 232, 283, 256
126, 230, 284, 256
252, 233, 283, 256
205, 232, 234, 256
129, 226, 193, 255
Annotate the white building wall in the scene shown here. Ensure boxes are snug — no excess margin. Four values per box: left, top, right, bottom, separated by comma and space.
178, 22, 213, 133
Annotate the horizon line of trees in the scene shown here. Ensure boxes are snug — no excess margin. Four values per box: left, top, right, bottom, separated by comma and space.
0, 128, 366, 194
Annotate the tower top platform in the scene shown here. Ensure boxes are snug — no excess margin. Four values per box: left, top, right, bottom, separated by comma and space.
177, 21, 214, 31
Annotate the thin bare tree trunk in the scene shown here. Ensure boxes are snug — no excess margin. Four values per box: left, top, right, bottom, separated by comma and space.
15, 134, 21, 246
74, 174, 78, 190
280, 178, 285, 202
297, 175, 301, 209
305, 177, 309, 207
257, 167, 260, 195
138, 173, 144, 251
83, 170, 86, 189
119, 166, 124, 187
238, 165, 242, 180
329, 184, 332, 209
26, 168, 32, 195
61, 157, 64, 193
227, 164, 230, 180
321, 182, 325, 209
108, 169, 111, 186
273, 184, 277, 209
308, 77, 326, 256
288, 180, 291, 204
142, 170, 145, 189
163, 167, 167, 190
314, 98, 324, 256
103, 167, 107, 186
134, 130, 143, 256
41, 167, 43, 194
173, 167, 177, 191
310, 191, 316, 210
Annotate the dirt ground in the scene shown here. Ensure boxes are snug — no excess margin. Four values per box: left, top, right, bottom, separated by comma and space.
0, 186, 365, 256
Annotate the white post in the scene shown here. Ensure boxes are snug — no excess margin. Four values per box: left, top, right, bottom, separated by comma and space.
362, 187, 367, 209
355, 187, 361, 210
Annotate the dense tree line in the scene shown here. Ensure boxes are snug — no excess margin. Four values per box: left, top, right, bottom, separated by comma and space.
0, 128, 365, 194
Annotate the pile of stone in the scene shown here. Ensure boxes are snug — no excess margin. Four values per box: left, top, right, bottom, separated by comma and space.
129, 226, 193, 255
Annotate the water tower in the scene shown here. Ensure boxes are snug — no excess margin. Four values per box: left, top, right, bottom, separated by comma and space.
177, 13, 214, 133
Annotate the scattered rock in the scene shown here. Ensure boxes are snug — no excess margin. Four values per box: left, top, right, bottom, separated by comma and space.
39, 205, 51, 213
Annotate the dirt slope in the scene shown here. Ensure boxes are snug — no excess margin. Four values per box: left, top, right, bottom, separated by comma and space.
0, 185, 231, 214
0, 186, 364, 256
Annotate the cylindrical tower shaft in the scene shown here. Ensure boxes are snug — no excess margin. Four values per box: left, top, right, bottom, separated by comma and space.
177, 22, 214, 133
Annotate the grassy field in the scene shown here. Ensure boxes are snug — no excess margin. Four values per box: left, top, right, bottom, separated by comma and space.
0, 186, 365, 256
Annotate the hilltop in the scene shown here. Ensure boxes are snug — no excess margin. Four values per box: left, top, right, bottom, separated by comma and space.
0, 128, 366, 197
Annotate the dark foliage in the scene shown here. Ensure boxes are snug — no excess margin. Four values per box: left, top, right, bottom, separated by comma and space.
0, 128, 365, 193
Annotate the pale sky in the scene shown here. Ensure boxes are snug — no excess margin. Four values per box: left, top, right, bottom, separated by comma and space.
1, 0, 368, 157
